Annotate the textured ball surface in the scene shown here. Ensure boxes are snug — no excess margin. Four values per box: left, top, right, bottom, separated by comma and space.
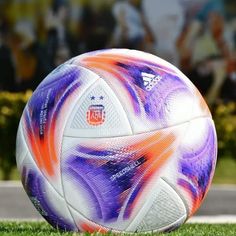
16, 49, 217, 233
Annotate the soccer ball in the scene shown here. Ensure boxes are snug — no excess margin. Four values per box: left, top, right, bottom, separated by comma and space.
16, 49, 217, 233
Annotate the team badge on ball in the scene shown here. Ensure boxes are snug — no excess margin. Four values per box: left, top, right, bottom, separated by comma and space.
86, 105, 105, 126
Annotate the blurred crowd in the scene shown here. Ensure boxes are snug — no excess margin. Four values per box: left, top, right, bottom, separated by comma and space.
0, 0, 236, 105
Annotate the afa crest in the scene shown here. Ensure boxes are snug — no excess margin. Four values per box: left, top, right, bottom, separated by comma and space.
86, 105, 105, 126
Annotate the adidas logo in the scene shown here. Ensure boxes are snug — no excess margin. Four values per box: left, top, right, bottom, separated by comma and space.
141, 72, 162, 91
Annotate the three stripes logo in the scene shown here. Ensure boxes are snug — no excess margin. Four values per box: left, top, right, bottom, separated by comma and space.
141, 72, 162, 91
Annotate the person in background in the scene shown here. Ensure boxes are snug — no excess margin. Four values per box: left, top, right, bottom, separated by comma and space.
44, 0, 77, 69
80, 0, 115, 52
0, 18, 15, 91
142, 0, 184, 66
112, 0, 150, 50
10, 21, 49, 91
219, 0, 236, 102
54, 44, 70, 67
45, 0, 68, 65
179, 0, 235, 104
221, 51, 236, 101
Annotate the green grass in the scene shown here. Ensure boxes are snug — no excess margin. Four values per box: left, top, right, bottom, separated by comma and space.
0, 168, 20, 181
0, 222, 236, 236
213, 157, 236, 184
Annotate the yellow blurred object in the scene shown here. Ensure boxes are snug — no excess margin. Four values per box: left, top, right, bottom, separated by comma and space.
1, 106, 13, 116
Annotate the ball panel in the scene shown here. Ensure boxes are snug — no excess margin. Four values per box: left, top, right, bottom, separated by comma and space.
16, 119, 28, 169
68, 206, 111, 233
74, 49, 178, 77
64, 79, 132, 138
19, 153, 76, 231
75, 49, 211, 134
178, 118, 217, 216
161, 117, 217, 217
133, 178, 186, 232
61, 122, 188, 231
20, 64, 99, 194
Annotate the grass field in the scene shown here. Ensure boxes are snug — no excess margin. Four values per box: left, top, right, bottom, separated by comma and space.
0, 222, 236, 236
213, 158, 236, 184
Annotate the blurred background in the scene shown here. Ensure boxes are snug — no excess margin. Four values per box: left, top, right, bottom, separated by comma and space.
0, 0, 236, 184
